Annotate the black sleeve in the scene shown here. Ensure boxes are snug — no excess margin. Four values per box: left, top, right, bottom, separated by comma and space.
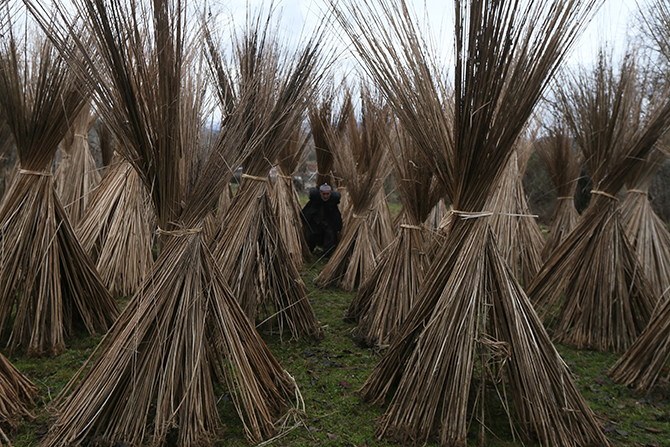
301, 200, 314, 225
333, 208, 343, 232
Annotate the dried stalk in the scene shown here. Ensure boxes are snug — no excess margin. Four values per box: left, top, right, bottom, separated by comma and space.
537, 122, 583, 260
487, 133, 545, 288
315, 90, 392, 291
529, 51, 670, 353
55, 100, 101, 226
348, 123, 445, 348
0, 10, 119, 356
334, 0, 609, 444
76, 155, 155, 297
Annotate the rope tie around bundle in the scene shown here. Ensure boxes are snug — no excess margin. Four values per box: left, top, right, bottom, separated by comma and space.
450, 209, 494, 220
156, 227, 203, 237
242, 173, 269, 183
497, 212, 539, 218
400, 224, 423, 231
626, 189, 648, 196
591, 190, 619, 202
19, 169, 52, 177
557, 196, 574, 201
74, 133, 87, 139
352, 213, 370, 220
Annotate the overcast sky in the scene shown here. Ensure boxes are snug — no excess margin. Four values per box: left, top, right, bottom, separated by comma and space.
217, 0, 643, 71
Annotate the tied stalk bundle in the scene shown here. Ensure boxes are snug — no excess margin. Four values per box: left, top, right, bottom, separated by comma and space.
606, 0, 670, 397
621, 149, 670, 302
0, 353, 38, 443
213, 175, 323, 341
607, 149, 670, 393
486, 133, 545, 288
348, 122, 445, 348
54, 100, 101, 226
28, 1, 314, 445
309, 87, 349, 189
537, 122, 583, 260
528, 51, 670, 353
208, 10, 324, 342
76, 155, 155, 297
272, 127, 313, 269
315, 91, 392, 291
334, 0, 609, 445
0, 10, 119, 356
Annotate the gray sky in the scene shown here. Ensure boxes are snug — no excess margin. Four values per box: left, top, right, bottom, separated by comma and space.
219, 0, 641, 69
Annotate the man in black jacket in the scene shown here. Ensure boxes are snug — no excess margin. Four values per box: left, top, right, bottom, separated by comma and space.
300, 183, 342, 260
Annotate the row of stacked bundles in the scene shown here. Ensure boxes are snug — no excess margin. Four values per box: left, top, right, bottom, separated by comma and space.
1, 0, 670, 446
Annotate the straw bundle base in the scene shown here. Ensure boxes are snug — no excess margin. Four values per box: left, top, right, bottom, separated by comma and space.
529, 197, 656, 353
272, 175, 311, 270
348, 224, 429, 348
213, 180, 323, 342
315, 212, 380, 291
541, 198, 580, 261
360, 218, 609, 447
0, 172, 119, 356
76, 160, 154, 297
0, 353, 37, 431
609, 291, 670, 393
41, 232, 299, 447
622, 191, 670, 301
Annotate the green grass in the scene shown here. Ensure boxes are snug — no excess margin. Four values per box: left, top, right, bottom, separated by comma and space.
5, 261, 670, 446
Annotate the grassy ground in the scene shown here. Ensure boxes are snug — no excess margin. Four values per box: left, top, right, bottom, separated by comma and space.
6, 255, 670, 446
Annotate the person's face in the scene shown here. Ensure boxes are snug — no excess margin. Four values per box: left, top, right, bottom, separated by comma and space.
320, 190, 331, 201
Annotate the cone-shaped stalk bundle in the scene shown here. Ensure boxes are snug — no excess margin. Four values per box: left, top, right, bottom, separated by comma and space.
27, 0, 316, 444
621, 148, 670, 301
41, 230, 298, 446
348, 123, 445, 348
334, 0, 609, 444
55, 100, 101, 226
0, 15, 118, 356
76, 155, 155, 297
528, 51, 670, 353
208, 10, 324, 341
315, 91, 392, 291
537, 123, 583, 260
607, 149, 670, 392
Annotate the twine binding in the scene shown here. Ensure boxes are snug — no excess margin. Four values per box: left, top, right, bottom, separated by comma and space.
242, 173, 269, 183
19, 169, 52, 177
591, 190, 619, 202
